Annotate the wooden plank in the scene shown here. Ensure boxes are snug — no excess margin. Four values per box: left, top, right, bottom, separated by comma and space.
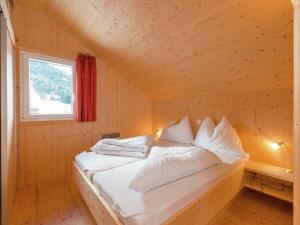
72, 162, 123, 225
153, 89, 293, 168
11, 0, 293, 100
293, 1, 300, 225
243, 172, 293, 203
245, 160, 293, 183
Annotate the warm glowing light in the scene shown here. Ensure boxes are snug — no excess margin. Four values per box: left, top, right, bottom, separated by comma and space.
286, 168, 294, 174
270, 142, 282, 150
156, 129, 162, 137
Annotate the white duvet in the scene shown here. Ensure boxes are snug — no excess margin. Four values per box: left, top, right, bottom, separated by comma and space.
130, 147, 221, 193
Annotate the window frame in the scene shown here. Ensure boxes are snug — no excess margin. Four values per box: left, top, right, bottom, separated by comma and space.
20, 51, 76, 121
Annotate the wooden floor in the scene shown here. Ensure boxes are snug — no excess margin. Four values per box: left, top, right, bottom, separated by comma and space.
9, 179, 97, 225
9, 179, 292, 225
212, 189, 293, 225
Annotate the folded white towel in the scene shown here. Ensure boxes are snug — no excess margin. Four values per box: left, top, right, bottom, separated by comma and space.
92, 143, 142, 152
99, 135, 153, 149
94, 149, 147, 158
91, 135, 153, 154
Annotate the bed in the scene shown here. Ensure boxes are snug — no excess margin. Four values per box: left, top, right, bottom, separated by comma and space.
73, 140, 248, 225
74, 140, 194, 181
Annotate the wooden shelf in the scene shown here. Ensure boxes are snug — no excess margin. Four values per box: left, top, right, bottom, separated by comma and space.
244, 160, 293, 203
244, 183, 293, 203
245, 160, 294, 183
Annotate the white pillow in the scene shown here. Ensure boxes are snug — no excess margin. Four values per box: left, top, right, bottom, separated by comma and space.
193, 117, 215, 146
194, 117, 245, 157
129, 148, 221, 193
159, 116, 194, 144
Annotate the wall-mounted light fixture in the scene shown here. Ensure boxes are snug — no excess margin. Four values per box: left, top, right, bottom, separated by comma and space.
156, 129, 162, 138
270, 141, 293, 174
270, 141, 292, 153
270, 141, 284, 150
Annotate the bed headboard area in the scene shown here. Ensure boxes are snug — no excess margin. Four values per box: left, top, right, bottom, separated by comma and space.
153, 88, 293, 168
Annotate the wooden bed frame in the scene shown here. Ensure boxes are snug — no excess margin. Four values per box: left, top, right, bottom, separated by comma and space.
73, 161, 246, 225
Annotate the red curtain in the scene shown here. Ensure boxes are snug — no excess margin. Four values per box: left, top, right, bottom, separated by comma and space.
76, 54, 97, 122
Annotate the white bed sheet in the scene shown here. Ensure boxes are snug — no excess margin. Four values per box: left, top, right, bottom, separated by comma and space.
75, 151, 141, 181
93, 152, 248, 225
75, 140, 192, 177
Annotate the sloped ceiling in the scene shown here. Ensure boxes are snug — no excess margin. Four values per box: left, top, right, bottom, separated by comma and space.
13, 0, 293, 100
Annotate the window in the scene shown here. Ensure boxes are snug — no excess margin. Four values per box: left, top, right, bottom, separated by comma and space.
20, 51, 76, 121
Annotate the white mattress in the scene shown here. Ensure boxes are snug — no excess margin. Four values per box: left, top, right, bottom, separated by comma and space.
93, 152, 248, 225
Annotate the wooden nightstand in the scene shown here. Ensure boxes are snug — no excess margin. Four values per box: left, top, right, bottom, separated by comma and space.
244, 160, 293, 203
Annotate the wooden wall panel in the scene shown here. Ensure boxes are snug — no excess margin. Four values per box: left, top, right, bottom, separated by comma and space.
153, 89, 293, 168
12, 3, 152, 188
14, 0, 293, 100
11, 1, 95, 60
293, 1, 300, 224
16, 56, 152, 188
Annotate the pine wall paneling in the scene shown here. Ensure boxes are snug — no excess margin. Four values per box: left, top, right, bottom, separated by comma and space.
12, 3, 152, 188
17, 57, 152, 188
293, 0, 300, 224
153, 89, 293, 168
16, 0, 293, 100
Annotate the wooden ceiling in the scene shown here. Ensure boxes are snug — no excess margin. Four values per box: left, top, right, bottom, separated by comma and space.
13, 0, 293, 100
